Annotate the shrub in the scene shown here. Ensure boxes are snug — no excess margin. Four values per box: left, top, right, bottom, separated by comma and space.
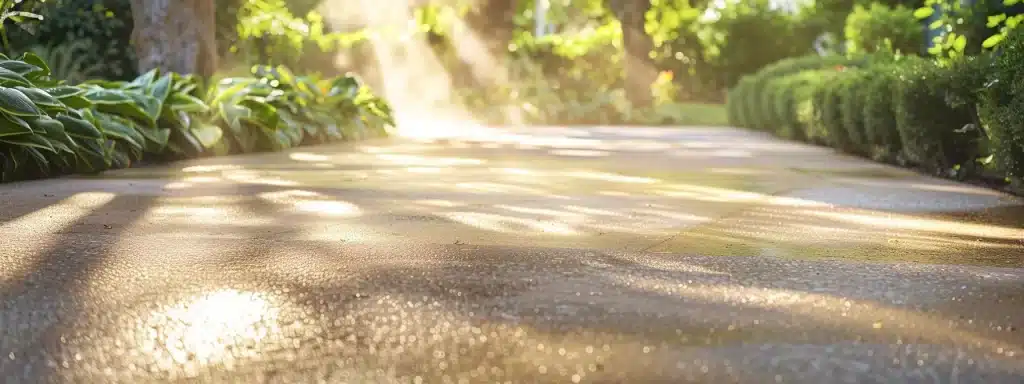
893, 57, 986, 170
844, 3, 924, 56
838, 69, 872, 155
726, 77, 752, 127
814, 75, 849, 148
860, 64, 905, 160
726, 54, 858, 131
979, 27, 1024, 176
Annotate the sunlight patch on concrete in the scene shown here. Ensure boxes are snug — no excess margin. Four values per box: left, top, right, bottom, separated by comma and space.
803, 210, 1024, 241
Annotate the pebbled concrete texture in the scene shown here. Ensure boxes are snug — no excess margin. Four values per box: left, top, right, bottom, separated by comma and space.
1, 126, 1023, 383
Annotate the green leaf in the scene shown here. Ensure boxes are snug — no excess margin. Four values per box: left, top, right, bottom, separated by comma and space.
94, 113, 145, 149
982, 34, 1005, 48
15, 87, 64, 109
954, 35, 968, 52
149, 73, 173, 104
0, 87, 42, 116
0, 67, 33, 87
130, 69, 158, 90
914, 7, 934, 19
56, 113, 103, 140
168, 92, 209, 113
59, 95, 92, 109
26, 115, 65, 137
0, 60, 41, 76
929, 19, 945, 29
0, 132, 56, 153
191, 122, 224, 148
17, 52, 50, 77
87, 89, 155, 124
137, 126, 171, 152
988, 14, 1007, 28
45, 85, 86, 99
1006, 0, 1020, 6
0, 113, 32, 137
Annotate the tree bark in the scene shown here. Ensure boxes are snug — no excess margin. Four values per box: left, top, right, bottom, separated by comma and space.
606, 0, 656, 108
129, 0, 218, 78
464, 0, 519, 59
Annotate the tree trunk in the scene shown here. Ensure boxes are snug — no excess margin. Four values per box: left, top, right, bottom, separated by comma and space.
606, 0, 656, 108
129, 0, 218, 78
464, 0, 519, 59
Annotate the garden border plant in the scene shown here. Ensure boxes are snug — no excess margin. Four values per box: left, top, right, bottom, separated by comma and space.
0, 52, 396, 183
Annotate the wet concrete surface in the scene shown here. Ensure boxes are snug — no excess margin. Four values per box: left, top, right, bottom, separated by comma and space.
1, 126, 1023, 383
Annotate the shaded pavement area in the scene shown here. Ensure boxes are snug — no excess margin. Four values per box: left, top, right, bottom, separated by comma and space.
1, 126, 1023, 383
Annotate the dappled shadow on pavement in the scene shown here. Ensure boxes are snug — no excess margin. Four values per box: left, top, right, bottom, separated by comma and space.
1, 126, 1024, 382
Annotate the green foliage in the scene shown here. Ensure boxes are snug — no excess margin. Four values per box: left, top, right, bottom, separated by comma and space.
0, 54, 396, 183
813, 75, 849, 149
0, 51, 112, 181
726, 54, 857, 131
837, 69, 872, 154
979, 26, 1024, 176
208, 65, 393, 154
892, 57, 985, 170
844, 3, 924, 55
860, 64, 907, 159
0, 0, 44, 53
768, 70, 836, 141
917, 0, 1023, 61
25, 41, 105, 84
232, 0, 368, 70
5, 0, 136, 81
698, 0, 816, 89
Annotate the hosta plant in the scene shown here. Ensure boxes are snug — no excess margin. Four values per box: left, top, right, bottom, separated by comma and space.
0, 52, 113, 182
207, 65, 394, 153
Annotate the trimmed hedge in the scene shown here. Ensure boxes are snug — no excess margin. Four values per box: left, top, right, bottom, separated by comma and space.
726, 48, 1024, 189
726, 54, 859, 130
893, 57, 988, 170
860, 64, 904, 160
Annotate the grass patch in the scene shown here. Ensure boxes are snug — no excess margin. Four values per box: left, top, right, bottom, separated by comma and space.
644, 102, 729, 126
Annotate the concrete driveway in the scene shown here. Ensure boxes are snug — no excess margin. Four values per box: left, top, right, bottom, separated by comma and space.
1, 126, 1023, 383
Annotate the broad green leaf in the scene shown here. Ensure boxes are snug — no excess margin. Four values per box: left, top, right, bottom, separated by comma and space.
150, 73, 173, 104
84, 88, 135, 104
87, 89, 156, 124
59, 95, 92, 109
131, 69, 159, 89
0, 113, 32, 137
26, 115, 65, 137
57, 114, 103, 140
0, 68, 35, 87
929, 19, 944, 29
0, 132, 56, 153
137, 126, 172, 153
17, 52, 50, 77
94, 114, 145, 149
45, 85, 85, 99
1006, 0, 1020, 5
168, 92, 209, 113
983, 34, 1005, 48
15, 87, 64, 109
0, 60, 41, 76
191, 122, 223, 148
914, 7, 934, 19
0, 87, 42, 116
